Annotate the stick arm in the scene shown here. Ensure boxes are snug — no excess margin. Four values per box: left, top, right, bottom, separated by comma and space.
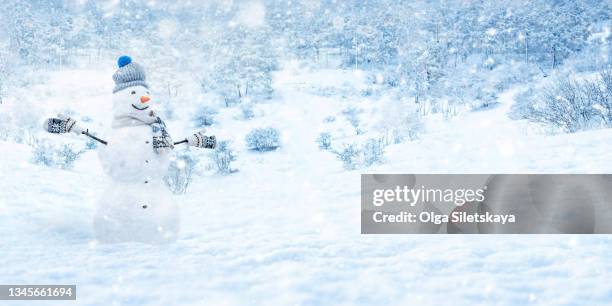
81, 129, 108, 145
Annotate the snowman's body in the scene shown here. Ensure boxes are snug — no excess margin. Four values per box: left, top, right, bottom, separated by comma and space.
93, 84, 179, 243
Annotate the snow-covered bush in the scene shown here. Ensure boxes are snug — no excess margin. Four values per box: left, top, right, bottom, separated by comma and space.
323, 116, 336, 123
592, 68, 612, 126
240, 103, 255, 120
334, 144, 360, 170
192, 105, 218, 127
164, 149, 199, 194
342, 106, 363, 135
84, 133, 101, 150
362, 138, 386, 166
329, 138, 386, 169
316, 132, 332, 150
0, 113, 14, 140
360, 87, 374, 97
210, 140, 237, 175
31, 140, 55, 167
245, 127, 281, 152
531, 78, 596, 132
55, 144, 84, 170
518, 69, 612, 133
310, 84, 357, 98
31, 141, 85, 169
376, 98, 424, 144
509, 88, 537, 120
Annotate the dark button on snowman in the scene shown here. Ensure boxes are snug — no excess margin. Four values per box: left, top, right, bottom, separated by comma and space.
45, 56, 216, 243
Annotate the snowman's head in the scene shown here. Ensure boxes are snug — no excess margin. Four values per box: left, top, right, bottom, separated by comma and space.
112, 85, 153, 116
112, 56, 153, 116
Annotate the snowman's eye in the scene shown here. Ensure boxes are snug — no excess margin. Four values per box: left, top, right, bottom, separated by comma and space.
146, 91, 150, 94
131, 91, 136, 95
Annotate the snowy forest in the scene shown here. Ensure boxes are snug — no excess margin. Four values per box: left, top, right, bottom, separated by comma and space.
1, 0, 611, 172
1, 1, 612, 305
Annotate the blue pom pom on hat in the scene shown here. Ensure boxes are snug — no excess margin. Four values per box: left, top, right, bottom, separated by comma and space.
112, 55, 148, 93
117, 55, 132, 68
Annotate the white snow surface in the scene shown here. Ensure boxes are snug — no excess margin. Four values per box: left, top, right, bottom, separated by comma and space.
1, 67, 612, 305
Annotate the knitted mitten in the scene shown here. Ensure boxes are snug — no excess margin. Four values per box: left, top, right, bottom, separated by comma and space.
45, 116, 83, 134
186, 131, 216, 149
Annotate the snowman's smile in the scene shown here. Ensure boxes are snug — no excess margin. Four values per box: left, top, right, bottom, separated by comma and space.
131, 104, 150, 111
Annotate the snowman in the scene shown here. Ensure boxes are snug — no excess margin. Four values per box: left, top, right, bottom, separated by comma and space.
45, 56, 216, 243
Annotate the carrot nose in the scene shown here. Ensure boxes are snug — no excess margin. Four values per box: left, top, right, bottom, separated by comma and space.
140, 96, 150, 103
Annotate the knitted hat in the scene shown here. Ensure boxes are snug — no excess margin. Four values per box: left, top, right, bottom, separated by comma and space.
112, 55, 149, 93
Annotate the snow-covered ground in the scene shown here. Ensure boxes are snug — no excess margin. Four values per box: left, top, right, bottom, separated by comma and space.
380, 87, 612, 174
1, 66, 612, 305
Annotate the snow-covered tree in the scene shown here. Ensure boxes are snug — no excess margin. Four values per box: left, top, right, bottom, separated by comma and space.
201, 24, 277, 106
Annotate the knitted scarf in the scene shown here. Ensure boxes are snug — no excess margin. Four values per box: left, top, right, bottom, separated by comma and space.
112, 111, 174, 154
